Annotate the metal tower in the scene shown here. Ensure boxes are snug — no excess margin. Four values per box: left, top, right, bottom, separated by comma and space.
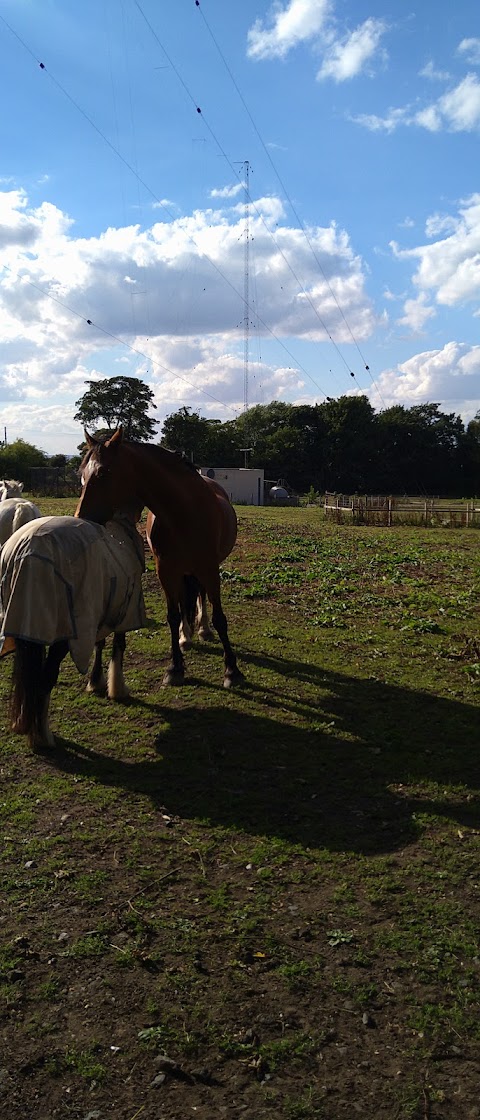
243, 160, 250, 414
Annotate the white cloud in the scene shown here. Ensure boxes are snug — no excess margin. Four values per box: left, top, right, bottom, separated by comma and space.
391, 194, 480, 311
210, 183, 244, 199
425, 213, 459, 238
247, 0, 331, 61
354, 73, 480, 133
437, 73, 480, 130
247, 2, 387, 83
457, 37, 480, 65
396, 294, 436, 333
0, 186, 374, 451
413, 105, 442, 131
371, 341, 480, 419
419, 60, 451, 81
317, 18, 387, 82
351, 107, 407, 133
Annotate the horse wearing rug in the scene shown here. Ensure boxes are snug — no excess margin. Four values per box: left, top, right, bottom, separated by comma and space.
0, 514, 146, 749
0, 496, 42, 546
76, 428, 242, 689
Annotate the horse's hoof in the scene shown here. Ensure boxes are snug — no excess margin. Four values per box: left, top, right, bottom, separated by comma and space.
198, 628, 215, 643
11, 717, 27, 734
30, 733, 56, 752
179, 638, 192, 651
223, 669, 244, 689
162, 670, 185, 687
108, 687, 131, 702
86, 680, 107, 696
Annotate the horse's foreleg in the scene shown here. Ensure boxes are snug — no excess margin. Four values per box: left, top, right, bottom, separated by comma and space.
163, 601, 185, 686
107, 632, 129, 700
87, 639, 107, 694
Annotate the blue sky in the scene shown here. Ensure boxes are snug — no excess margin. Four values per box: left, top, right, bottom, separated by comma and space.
0, 0, 479, 454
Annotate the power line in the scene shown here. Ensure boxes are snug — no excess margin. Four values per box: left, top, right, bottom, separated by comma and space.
0, 8, 330, 403
1, 265, 240, 415
132, 0, 364, 394
194, 0, 388, 407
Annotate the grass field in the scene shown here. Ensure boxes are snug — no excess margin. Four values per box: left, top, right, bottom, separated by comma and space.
1, 501, 479, 1119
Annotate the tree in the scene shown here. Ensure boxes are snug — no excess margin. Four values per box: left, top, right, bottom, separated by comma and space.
74, 376, 158, 441
161, 407, 237, 464
376, 403, 465, 495
317, 395, 377, 491
0, 439, 48, 485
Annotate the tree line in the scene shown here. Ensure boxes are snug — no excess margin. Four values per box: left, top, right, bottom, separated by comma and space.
3, 376, 479, 497
161, 398, 480, 497
72, 375, 480, 496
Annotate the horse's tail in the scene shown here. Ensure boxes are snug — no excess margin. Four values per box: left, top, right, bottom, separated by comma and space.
12, 502, 40, 535
182, 574, 202, 634
10, 639, 46, 739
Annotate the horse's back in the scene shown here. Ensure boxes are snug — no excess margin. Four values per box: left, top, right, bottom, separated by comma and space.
0, 498, 41, 546
0, 515, 146, 672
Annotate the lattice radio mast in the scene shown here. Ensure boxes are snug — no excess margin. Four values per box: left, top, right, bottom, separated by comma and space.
243, 160, 250, 413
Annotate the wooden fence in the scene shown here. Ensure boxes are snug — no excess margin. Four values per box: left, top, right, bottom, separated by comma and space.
324, 493, 480, 527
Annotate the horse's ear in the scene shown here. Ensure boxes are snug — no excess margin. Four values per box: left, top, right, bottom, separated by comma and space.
106, 426, 124, 448
84, 430, 99, 449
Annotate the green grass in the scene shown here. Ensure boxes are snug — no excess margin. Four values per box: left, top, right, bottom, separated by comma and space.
0, 500, 479, 1118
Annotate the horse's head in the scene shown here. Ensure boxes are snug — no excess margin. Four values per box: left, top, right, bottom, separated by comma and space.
76, 427, 132, 524
0, 479, 24, 500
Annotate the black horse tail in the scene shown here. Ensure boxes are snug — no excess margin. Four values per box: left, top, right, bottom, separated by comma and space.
10, 639, 46, 740
182, 574, 203, 634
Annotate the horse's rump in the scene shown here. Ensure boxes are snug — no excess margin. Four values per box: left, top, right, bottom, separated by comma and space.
0, 498, 41, 546
0, 516, 146, 673
146, 473, 237, 573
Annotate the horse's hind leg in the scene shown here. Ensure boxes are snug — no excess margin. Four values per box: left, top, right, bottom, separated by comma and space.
197, 588, 214, 642
87, 639, 107, 694
163, 598, 185, 686
31, 640, 69, 750
206, 571, 243, 688
155, 564, 185, 686
179, 614, 193, 651
179, 575, 201, 651
107, 632, 130, 700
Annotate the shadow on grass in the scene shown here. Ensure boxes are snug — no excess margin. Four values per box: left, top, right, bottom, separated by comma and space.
39, 644, 480, 856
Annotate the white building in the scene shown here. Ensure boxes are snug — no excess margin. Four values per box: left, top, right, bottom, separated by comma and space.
199, 467, 264, 506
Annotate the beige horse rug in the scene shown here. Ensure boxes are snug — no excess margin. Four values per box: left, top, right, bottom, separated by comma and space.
0, 515, 146, 672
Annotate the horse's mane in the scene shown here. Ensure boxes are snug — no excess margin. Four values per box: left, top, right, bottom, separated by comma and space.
123, 441, 199, 474
80, 439, 199, 478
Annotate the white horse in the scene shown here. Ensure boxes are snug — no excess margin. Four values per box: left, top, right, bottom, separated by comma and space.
0, 497, 42, 547
0, 479, 24, 500
0, 478, 41, 547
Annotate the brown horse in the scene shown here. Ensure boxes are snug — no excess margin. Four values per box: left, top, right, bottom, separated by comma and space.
76, 428, 242, 688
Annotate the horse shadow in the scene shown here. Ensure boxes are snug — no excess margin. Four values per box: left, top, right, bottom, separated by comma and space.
43, 645, 480, 856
